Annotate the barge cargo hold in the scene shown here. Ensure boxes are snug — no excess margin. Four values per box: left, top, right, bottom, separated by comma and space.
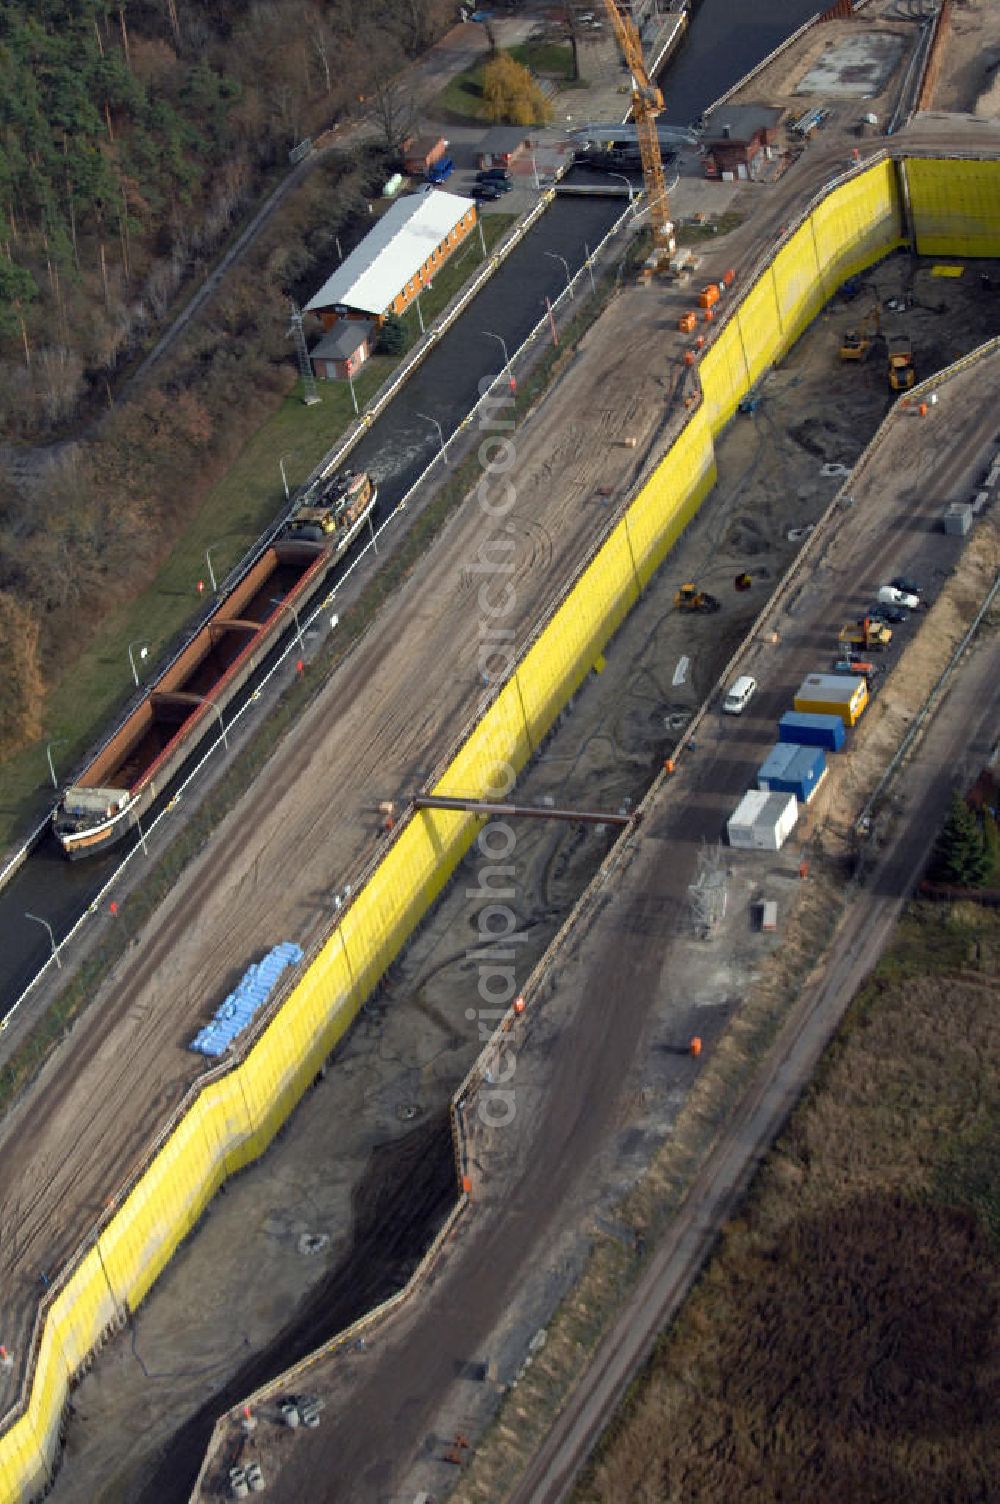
53, 472, 376, 859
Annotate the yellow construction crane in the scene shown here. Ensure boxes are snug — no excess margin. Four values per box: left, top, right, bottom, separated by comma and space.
600, 0, 675, 270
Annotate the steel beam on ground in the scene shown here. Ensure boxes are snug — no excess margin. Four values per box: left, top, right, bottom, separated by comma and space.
413, 794, 633, 827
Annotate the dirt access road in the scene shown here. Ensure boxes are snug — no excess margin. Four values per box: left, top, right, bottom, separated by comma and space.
508, 629, 1000, 1504
0, 113, 994, 1454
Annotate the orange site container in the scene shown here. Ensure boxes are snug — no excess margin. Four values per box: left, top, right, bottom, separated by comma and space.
721, 268, 736, 287
677, 311, 697, 333
698, 283, 720, 309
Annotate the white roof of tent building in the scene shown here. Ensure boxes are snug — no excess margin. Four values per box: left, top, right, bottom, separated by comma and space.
305, 190, 476, 318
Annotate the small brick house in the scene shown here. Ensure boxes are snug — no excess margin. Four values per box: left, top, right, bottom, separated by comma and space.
702, 105, 784, 180
475, 126, 530, 171
402, 135, 448, 176
309, 318, 376, 381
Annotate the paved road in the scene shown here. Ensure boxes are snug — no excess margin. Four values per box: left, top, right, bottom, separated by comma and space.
509, 631, 1000, 1503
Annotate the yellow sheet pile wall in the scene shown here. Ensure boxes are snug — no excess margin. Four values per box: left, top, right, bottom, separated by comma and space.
699, 159, 903, 428
907, 157, 1000, 259
2, 154, 993, 1503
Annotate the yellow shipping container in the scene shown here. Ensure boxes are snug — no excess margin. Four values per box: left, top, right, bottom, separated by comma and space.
794, 673, 868, 727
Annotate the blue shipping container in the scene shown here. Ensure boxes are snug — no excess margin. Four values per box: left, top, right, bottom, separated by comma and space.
757, 742, 827, 804
778, 710, 846, 752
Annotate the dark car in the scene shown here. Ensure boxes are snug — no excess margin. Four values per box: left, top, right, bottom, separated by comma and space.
471, 182, 503, 201
477, 167, 511, 183
889, 574, 921, 597
868, 605, 908, 625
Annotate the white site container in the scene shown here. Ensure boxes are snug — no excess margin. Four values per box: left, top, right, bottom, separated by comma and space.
727, 789, 798, 852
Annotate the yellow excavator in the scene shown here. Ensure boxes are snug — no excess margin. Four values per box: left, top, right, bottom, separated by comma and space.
675, 582, 721, 613
840, 305, 881, 362
600, 0, 675, 273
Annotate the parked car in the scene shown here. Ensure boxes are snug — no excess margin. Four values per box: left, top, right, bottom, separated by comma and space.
471, 183, 503, 201
889, 574, 921, 597
877, 583, 919, 609
477, 167, 511, 183
869, 604, 908, 624
722, 674, 757, 715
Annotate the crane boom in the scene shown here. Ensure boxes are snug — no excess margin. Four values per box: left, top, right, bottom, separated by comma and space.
599, 0, 675, 265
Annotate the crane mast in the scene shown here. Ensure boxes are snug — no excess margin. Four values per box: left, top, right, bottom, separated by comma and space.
599, 0, 676, 267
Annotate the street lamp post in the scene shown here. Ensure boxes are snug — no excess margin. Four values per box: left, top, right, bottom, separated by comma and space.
45, 739, 66, 791
128, 640, 150, 687
546, 250, 574, 299
205, 544, 224, 594
417, 412, 449, 464
607, 171, 635, 204
279, 451, 296, 501
271, 596, 304, 652
25, 912, 61, 969
531, 154, 540, 190
205, 700, 228, 750
483, 330, 515, 392
544, 295, 559, 348
584, 242, 596, 296
414, 289, 425, 335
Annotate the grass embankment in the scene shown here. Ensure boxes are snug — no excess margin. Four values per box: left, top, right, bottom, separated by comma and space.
0, 215, 515, 852
0, 261, 622, 1119
436, 43, 573, 122
510, 42, 576, 80
577, 902, 1000, 1503
676, 210, 746, 244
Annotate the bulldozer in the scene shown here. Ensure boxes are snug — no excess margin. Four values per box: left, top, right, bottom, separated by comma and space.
840, 305, 881, 361
887, 336, 915, 391
675, 582, 721, 614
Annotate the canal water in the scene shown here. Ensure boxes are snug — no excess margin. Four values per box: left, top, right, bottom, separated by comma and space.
661, 0, 825, 124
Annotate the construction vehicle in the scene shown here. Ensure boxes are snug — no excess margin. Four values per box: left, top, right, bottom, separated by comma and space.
600, 0, 675, 273
838, 616, 891, 652
675, 582, 721, 613
888, 336, 915, 391
839, 305, 880, 361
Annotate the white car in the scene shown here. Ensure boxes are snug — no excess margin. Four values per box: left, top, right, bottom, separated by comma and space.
877, 584, 919, 609
723, 674, 757, 715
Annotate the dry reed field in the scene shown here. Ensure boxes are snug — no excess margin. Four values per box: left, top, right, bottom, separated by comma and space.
578, 902, 1000, 1504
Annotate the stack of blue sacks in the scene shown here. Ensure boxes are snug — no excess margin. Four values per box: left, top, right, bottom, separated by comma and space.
190, 941, 304, 1057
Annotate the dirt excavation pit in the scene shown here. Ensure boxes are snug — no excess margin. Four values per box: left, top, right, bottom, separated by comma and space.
49, 255, 1000, 1504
